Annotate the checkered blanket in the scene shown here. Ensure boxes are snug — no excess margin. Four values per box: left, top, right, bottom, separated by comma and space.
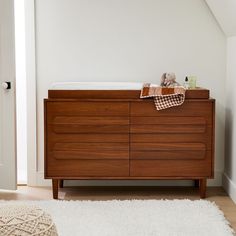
140, 83, 186, 110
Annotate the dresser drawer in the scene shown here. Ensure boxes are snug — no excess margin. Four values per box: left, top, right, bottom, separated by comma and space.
130, 116, 207, 125
130, 142, 208, 160
49, 142, 129, 160
50, 124, 129, 134
46, 160, 129, 177
46, 101, 129, 117
52, 116, 129, 125
48, 133, 129, 143
48, 116, 129, 134
131, 131, 212, 149
130, 150, 209, 160
131, 124, 207, 134
130, 101, 214, 124
130, 159, 212, 177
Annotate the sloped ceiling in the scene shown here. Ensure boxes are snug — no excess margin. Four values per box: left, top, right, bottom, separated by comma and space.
205, 0, 236, 37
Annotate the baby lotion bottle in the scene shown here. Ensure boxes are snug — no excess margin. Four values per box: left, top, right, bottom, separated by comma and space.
183, 77, 189, 89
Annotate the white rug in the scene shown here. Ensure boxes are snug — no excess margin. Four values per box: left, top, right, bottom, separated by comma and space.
0, 200, 234, 236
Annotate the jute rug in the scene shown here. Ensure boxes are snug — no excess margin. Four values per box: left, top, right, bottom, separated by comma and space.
0, 200, 234, 236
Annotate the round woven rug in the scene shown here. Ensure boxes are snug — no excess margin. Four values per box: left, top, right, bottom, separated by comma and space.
0, 205, 58, 236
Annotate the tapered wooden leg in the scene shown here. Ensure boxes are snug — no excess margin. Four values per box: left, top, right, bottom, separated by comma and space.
194, 180, 199, 187
59, 180, 64, 188
199, 178, 207, 199
52, 179, 59, 199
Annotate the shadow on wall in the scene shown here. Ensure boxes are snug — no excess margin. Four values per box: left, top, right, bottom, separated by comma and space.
224, 108, 233, 178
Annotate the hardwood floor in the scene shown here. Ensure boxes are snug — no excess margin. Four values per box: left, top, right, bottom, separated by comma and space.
0, 186, 235, 232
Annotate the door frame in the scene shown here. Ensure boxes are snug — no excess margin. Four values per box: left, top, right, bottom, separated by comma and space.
25, 0, 37, 186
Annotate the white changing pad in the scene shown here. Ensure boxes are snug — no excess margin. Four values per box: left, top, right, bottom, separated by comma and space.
50, 82, 143, 90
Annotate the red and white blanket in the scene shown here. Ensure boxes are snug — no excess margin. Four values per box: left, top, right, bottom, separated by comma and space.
140, 83, 186, 110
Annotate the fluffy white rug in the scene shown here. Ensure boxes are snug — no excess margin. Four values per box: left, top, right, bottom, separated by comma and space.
0, 200, 234, 236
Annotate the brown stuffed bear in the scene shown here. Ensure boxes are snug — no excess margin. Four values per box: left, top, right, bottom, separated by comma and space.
160, 73, 180, 87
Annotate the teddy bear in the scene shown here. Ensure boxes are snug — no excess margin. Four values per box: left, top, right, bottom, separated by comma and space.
160, 73, 180, 87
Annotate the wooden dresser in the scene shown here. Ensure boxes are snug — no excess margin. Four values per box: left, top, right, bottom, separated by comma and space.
44, 89, 215, 199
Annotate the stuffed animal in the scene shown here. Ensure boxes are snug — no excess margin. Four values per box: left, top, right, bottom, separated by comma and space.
160, 73, 180, 87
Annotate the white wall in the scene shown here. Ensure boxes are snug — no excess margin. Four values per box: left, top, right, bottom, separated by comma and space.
34, 0, 226, 186
205, 0, 236, 37
223, 36, 236, 202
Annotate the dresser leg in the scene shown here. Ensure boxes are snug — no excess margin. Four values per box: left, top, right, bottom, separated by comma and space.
194, 180, 199, 187
59, 180, 64, 188
199, 178, 207, 199
52, 179, 59, 199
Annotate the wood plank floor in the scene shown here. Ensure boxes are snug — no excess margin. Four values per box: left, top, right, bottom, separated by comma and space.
0, 186, 235, 232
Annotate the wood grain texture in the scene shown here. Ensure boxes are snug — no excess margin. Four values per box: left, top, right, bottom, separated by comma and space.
48, 90, 141, 99
46, 160, 129, 177
47, 101, 129, 117
44, 90, 215, 199
52, 179, 58, 199
200, 178, 207, 198
53, 142, 129, 151
130, 132, 212, 149
51, 143, 129, 160
130, 142, 206, 151
51, 150, 129, 160
185, 88, 209, 99
211, 100, 216, 178
130, 150, 211, 160
130, 100, 214, 123
48, 133, 129, 143
52, 116, 129, 125
130, 159, 212, 177
130, 124, 206, 134
45, 176, 211, 180
51, 124, 130, 134
48, 89, 209, 99
130, 116, 206, 125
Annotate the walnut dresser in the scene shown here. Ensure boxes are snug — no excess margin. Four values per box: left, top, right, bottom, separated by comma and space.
44, 87, 215, 199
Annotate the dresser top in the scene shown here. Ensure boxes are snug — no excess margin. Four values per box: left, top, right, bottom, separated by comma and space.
48, 88, 210, 100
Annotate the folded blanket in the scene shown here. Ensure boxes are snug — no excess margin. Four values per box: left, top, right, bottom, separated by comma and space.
140, 83, 186, 110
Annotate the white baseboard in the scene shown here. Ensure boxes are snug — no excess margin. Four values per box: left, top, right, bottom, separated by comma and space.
208, 170, 223, 186
222, 173, 236, 204
31, 170, 223, 187
27, 168, 37, 186
34, 172, 51, 186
